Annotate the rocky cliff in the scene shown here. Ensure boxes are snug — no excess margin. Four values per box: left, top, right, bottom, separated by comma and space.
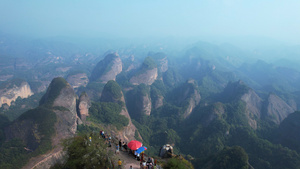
130, 56, 158, 85
263, 93, 295, 124
176, 79, 201, 118
100, 80, 138, 141
241, 89, 263, 129
5, 77, 78, 169
153, 95, 164, 109
0, 80, 33, 107
222, 80, 262, 129
223, 80, 295, 128
77, 92, 91, 123
149, 52, 168, 73
126, 84, 152, 122
90, 53, 122, 83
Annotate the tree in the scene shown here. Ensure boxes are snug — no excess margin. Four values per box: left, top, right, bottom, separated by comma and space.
163, 156, 194, 169
52, 133, 114, 169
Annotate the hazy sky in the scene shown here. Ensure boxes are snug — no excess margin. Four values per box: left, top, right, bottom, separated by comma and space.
0, 0, 299, 44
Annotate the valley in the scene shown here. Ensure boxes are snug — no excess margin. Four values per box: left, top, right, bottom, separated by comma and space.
1, 34, 300, 169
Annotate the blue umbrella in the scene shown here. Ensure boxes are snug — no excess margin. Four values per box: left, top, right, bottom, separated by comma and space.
136, 146, 147, 154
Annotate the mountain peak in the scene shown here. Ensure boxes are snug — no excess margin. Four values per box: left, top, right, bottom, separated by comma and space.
100, 80, 123, 103
90, 53, 122, 83
129, 56, 158, 85
39, 77, 69, 107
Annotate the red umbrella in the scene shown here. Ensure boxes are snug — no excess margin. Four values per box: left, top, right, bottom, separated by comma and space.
127, 140, 142, 150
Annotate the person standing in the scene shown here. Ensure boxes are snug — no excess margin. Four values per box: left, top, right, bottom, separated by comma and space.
118, 159, 122, 169
119, 139, 122, 151
116, 144, 120, 154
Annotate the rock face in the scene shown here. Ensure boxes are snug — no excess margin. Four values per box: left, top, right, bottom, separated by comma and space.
241, 89, 263, 129
140, 94, 152, 116
78, 92, 91, 122
100, 80, 138, 141
66, 73, 89, 90
130, 68, 158, 85
263, 93, 295, 124
0, 80, 33, 107
127, 84, 152, 117
158, 57, 168, 73
154, 95, 164, 109
176, 79, 201, 119
222, 80, 262, 129
149, 52, 168, 73
5, 77, 78, 169
159, 144, 174, 158
223, 80, 295, 129
90, 53, 122, 83
52, 81, 78, 136
130, 56, 158, 85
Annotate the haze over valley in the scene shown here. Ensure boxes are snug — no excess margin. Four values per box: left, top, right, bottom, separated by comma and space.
1, 1, 300, 169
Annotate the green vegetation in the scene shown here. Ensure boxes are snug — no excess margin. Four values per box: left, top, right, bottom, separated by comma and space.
28, 81, 42, 93
0, 114, 10, 144
228, 126, 300, 169
134, 56, 157, 76
126, 84, 151, 121
116, 71, 134, 88
148, 52, 166, 60
51, 133, 114, 169
67, 70, 88, 77
0, 78, 25, 90
102, 80, 122, 100
84, 81, 105, 94
143, 56, 157, 70
163, 156, 194, 169
276, 111, 300, 153
0, 139, 29, 169
210, 146, 249, 169
162, 68, 182, 90
18, 107, 57, 155
89, 102, 128, 130
221, 81, 250, 103
1, 92, 44, 121
0, 107, 57, 169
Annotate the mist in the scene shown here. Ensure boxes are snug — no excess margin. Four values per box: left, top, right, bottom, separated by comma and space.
1, 0, 300, 44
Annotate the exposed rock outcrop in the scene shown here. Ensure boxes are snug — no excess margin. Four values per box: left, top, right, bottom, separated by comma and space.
90, 53, 122, 83
223, 80, 295, 129
127, 84, 152, 117
130, 56, 158, 85
159, 144, 174, 158
176, 79, 201, 119
140, 94, 152, 116
263, 93, 295, 124
130, 68, 158, 85
241, 89, 263, 129
0, 80, 33, 107
223, 80, 262, 129
78, 92, 91, 123
100, 80, 138, 141
154, 95, 164, 109
149, 52, 168, 73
